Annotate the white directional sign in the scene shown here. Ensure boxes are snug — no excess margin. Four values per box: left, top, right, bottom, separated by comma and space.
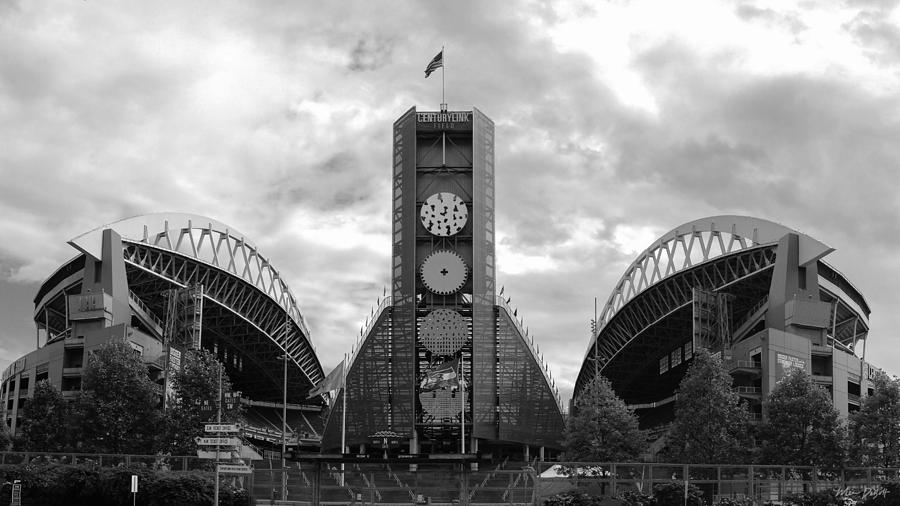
217, 464, 252, 475
205, 423, 240, 433
196, 437, 240, 446
197, 449, 238, 460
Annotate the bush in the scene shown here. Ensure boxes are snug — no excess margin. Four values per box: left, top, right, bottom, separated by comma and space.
713, 498, 754, 506
0, 462, 250, 506
617, 489, 653, 505
858, 482, 900, 506
651, 482, 703, 506
781, 486, 895, 506
544, 491, 606, 506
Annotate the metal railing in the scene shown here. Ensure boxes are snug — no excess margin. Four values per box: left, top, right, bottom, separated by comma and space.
496, 296, 563, 412
727, 360, 762, 371
537, 462, 900, 506
0, 451, 207, 470
128, 290, 165, 333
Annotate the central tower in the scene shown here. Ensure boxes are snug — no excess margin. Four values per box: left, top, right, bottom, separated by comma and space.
392, 107, 496, 451
321, 106, 562, 458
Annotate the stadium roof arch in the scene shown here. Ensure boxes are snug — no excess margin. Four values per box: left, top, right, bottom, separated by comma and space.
35, 213, 324, 403
575, 215, 871, 401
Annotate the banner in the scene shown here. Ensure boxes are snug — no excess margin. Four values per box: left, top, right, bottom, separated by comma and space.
307, 360, 345, 398
419, 359, 459, 392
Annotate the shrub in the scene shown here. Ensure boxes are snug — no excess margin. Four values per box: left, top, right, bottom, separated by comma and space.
714, 497, 754, 506
651, 482, 703, 506
543, 491, 606, 506
0, 462, 250, 506
617, 489, 654, 506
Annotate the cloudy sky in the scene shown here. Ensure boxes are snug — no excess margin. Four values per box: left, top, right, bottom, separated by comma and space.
1, 0, 899, 402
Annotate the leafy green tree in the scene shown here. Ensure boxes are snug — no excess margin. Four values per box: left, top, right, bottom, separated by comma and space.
19, 380, 69, 451
663, 348, 754, 463
563, 375, 646, 462
163, 348, 243, 455
849, 374, 900, 466
75, 341, 164, 454
759, 369, 846, 469
0, 416, 11, 451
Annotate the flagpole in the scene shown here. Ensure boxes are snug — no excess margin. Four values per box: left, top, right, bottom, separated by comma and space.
341, 353, 347, 453
441, 45, 445, 109
460, 353, 465, 454
340, 353, 347, 486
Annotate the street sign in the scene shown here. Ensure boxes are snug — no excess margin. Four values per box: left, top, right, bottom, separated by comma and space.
131, 475, 138, 493
217, 464, 252, 475
196, 437, 240, 446
197, 449, 238, 460
205, 423, 240, 433
11, 480, 21, 506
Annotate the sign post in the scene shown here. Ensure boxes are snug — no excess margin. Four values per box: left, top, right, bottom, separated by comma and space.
10, 480, 21, 506
131, 475, 138, 506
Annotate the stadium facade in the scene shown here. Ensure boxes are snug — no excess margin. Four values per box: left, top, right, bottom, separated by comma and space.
575, 216, 876, 432
320, 107, 565, 459
1, 214, 326, 452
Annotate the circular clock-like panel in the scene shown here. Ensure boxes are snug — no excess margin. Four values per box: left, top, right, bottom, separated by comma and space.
419, 387, 466, 420
420, 309, 468, 355
420, 250, 468, 295
420, 192, 468, 237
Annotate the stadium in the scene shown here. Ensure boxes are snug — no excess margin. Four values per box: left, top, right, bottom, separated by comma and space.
0, 106, 566, 466
319, 106, 565, 461
0, 213, 327, 456
574, 215, 875, 436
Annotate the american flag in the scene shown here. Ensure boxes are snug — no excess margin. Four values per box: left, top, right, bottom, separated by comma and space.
424, 50, 443, 78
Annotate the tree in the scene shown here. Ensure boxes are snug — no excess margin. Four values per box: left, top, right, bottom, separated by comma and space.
163, 348, 243, 455
19, 380, 69, 452
0, 416, 11, 452
662, 348, 754, 463
759, 369, 846, 469
562, 375, 646, 462
849, 374, 900, 467
75, 341, 164, 454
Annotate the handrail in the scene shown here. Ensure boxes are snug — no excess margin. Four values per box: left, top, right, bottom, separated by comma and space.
727, 360, 762, 369
496, 296, 564, 412
347, 295, 393, 373
128, 290, 165, 334
732, 295, 769, 335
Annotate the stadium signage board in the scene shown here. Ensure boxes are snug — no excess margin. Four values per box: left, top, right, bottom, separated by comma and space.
205, 423, 240, 433
416, 111, 472, 132
217, 464, 252, 475
196, 436, 240, 446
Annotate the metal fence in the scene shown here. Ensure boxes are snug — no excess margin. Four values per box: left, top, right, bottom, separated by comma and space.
3, 453, 900, 505
252, 460, 535, 506
251, 460, 900, 506
536, 462, 900, 505
0, 451, 208, 471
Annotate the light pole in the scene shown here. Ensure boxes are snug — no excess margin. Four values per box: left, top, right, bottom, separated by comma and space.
280, 352, 288, 501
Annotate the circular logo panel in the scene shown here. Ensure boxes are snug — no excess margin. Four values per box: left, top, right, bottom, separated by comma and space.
420, 250, 468, 295
420, 309, 468, 355
420, 192, 468, 237
419, 387, 466, 421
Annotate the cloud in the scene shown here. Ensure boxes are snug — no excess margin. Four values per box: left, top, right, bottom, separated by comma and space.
1, 0, 900, 405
